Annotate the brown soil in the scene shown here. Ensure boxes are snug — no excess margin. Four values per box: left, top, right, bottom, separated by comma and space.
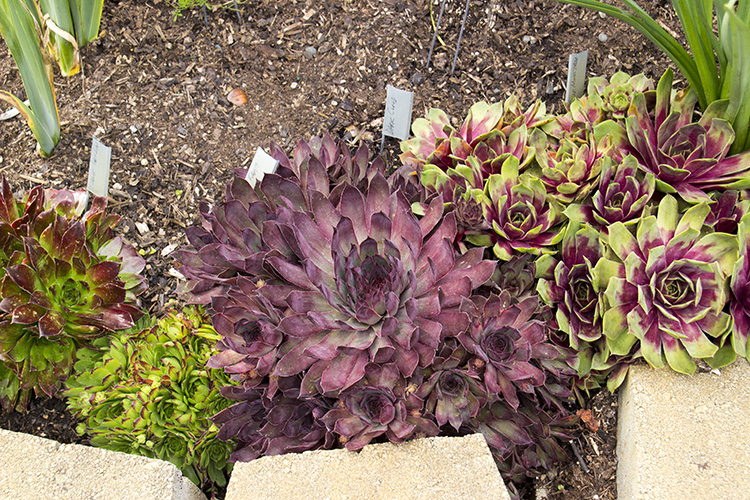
1, 0, 676, 497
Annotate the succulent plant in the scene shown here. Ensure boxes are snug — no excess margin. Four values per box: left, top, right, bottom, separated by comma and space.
532, 123, 611, 204
264, 175, 496, 393
563, 154, 655, 236
599, 195, 737, 374
457, 292, 575, 411
0, 182, 145, 412
704, 190, 750, 234
399, 99, 542, 183
470, 396, 574, 489
483, 156, 564, 260
729, 214, 750, 360
608, 69, 750, 203
578, 71, 655, 124
178, 135, 386, 302
536, 222, 634, 391
321, 363, 440, 449
65, 306, 235, 489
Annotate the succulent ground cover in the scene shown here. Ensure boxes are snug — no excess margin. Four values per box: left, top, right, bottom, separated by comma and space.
1, 0, 687, 499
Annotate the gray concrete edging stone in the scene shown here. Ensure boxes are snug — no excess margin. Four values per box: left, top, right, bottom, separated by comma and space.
617, 360, 750, 500
0, 428, 206, 500
225, 433, 511, 500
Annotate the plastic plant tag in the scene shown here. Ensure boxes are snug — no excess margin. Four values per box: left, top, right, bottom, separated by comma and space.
0, 100, 29, 121
85, 136, 111, 207
245, 146, 279, 187
565, 49, 588, 103
380, 85, 414, 153
383, 85, 414, 140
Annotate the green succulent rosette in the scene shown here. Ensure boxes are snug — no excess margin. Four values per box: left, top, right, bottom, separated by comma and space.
65, 306, 236, 490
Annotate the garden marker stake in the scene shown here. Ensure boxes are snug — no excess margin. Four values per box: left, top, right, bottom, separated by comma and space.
450, 0, 471, 74
565, 49, 588, 103
380, 85, 414, 154
426, 0, 471, 74
245, 146, 279, 187
85, 135, 111, 208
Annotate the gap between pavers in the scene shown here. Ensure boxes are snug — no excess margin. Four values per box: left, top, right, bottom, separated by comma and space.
0, 428, 206, 500
617, 360, 750, 500
225, 433, 511, 500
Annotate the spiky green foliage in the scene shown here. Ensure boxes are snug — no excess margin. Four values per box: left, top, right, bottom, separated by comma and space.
65, 306, 235, 490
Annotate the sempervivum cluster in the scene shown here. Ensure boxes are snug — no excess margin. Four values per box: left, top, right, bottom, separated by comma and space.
65, 306, 235, 491
180, 138, 579, 494
177, 134, 385, 302
0, 176, 146, 411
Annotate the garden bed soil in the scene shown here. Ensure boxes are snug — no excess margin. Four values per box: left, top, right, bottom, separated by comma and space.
1, 0, 674, 497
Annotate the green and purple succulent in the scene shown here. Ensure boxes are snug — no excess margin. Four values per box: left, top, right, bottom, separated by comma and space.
599, 195, 737, 374
0, 180, 145, 411
609, 69, 750, 203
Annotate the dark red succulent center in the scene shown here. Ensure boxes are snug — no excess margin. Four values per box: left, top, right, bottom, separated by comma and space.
355, 255, 393, 299
438, 372, 465, 397
482, 327, 517, 362
237, 320, 262, 344
352, 390, 395, 425
609, 191, 625, 209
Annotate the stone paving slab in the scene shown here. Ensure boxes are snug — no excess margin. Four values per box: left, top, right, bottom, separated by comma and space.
617, 361, 750, 500
0, 428, 206, 500
225, 433, 511, 500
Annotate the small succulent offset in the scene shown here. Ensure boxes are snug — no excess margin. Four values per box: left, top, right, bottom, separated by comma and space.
0, 178, 146, 411
65, 306, 235, 490
598, 195, 737, 374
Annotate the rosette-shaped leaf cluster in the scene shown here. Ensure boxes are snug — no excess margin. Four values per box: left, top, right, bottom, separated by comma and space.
457, 292, 574, 412
400, 99, 545, 175
600, 196, 737, 374
612, 69, 750, 203
563, 155, 655, 236
0, 184, 145, 411
266, 176, 496, 393
483, 156, 564, 260
536, 223, 635, 391
532, 121, 612, 204
452, 292, 575, 488
575, 71, 655, 124
178, 135, 386, 302
65, 306, 235, 490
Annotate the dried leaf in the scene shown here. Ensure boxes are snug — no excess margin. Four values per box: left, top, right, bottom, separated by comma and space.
576, 409, 600, 432
227, 88, 248, 106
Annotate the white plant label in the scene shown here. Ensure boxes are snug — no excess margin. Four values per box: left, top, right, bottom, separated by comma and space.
245, 146, 279, 187
383, 85, 414, 141
565, 49, 588, 103
85, 136, 111, 207
0, 100, 29, 121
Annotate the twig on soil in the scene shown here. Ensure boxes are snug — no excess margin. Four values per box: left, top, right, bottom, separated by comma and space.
570, 439, 590, 473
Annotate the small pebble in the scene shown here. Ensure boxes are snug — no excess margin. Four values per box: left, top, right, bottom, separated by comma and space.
291, 81, 298, 89
129, 125, 138, 134
411, 72, 424, 85
598, 33, 609, 42
304, 46, 317, 57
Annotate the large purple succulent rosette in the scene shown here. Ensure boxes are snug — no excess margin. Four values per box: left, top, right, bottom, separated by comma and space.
268, 174, 496, 394
600, 195, 737, 374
